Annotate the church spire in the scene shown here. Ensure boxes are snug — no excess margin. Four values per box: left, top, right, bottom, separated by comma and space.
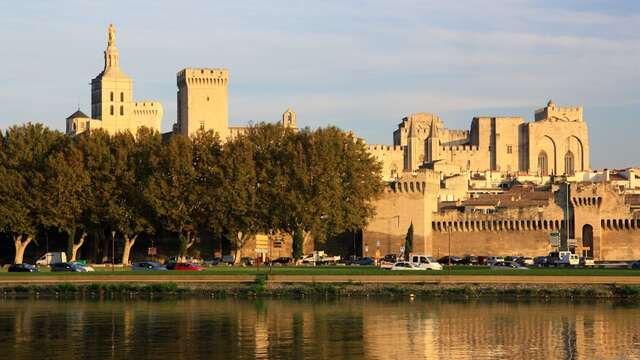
104, 24, 120, 71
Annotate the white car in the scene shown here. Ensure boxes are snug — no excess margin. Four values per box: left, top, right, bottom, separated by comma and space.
410, 255, 443, 271
390, 261, 426, 271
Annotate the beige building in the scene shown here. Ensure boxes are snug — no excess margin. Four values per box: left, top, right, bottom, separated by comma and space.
66, 25, 163, 136
363, 103, 640, 261
368, 101, 589, 180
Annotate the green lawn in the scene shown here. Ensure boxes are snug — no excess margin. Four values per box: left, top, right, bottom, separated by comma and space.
1, 265, 639, 277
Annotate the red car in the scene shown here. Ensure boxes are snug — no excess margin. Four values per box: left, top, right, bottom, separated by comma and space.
173, 263, 203, 271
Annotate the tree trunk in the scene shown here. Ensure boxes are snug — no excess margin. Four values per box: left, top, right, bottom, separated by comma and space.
101, 230, 110, 263
13, 235, 34, 264
233, 232, 249, 265
121, 234, 138, 265
70, 232, 87, 262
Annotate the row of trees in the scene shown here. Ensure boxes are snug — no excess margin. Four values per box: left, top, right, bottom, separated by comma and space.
0, 123, 383, 264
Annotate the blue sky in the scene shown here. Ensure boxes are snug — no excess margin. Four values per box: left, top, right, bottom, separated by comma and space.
0, 0, 638, 168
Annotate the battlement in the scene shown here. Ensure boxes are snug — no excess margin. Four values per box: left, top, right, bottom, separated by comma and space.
366, 144, 404, 153
534, 100, 583, 122
442, 144, 480, 152
133, 101, 162, 116
177, 68, 229, 87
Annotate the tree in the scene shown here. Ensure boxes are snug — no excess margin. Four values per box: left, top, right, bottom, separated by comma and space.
144, 133, 201, 261
404, 223, 413, 261
108, 129, 158, 264
250, 125, 384, 253
218, 133, 261, 263
75, 129, 117, 263
41, 138, 90, 261
0, 124, 63, 264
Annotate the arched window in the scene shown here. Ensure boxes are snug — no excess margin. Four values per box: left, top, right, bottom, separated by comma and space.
565, 151, 575, 175
120, 92, 124, 102
110, 105, 114, 115
120, 105, 124, 116
538, 151, 548, 176
110, 92, 114, 102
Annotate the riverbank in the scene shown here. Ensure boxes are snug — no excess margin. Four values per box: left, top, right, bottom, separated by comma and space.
2, 280, 640, 300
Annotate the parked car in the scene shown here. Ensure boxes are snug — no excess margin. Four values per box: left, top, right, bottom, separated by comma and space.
490, 261, 529, 270
50, 262, 75, 272
390, 261, 426, 271
240, 257, 255, 266
131, 261, 167, 271
349, 257, 375, 266
629, 260, 640, 269
438, 256, 463, 265
460, 255, 479, 265
516, 257, 534, 266
173, 263, 203, 271
272, 257, 293, 265
380, 254, 399, 269
533, 256, 549, 267
580, 257, 595, 267
69, 261, 95, 272
202, 258, 221, 266
221, 255, 235, 265
486, 256, 505, 266
409, 255, 443, 270
547, 251, 579, 267
8, 263, 38, 273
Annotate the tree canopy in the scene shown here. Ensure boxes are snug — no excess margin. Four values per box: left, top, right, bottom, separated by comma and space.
0, 123, 383, 264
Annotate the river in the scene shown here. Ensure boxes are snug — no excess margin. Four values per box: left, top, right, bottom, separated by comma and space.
1, 298, 639, 359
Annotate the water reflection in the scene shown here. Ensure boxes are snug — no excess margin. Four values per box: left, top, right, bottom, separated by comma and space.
0, 298, 639, 359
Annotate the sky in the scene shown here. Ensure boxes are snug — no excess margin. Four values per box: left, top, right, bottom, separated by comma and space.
0, 0, 638, 168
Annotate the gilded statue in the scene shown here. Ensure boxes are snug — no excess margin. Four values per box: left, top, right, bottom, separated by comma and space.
108, 24, 116, 46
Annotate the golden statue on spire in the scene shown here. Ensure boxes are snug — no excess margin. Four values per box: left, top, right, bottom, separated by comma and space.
108, 24, 116, 46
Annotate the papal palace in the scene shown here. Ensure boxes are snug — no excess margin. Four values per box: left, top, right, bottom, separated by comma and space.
67, 25, 640, 261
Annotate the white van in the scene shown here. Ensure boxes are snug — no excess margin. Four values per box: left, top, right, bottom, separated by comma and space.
410, 254, 443, 271
36, 252, 67, 266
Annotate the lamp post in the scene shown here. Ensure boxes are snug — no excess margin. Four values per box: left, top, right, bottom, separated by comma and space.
111, 230, 116, 272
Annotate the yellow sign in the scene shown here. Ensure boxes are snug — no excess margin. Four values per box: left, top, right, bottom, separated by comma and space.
255, 235, 269, 250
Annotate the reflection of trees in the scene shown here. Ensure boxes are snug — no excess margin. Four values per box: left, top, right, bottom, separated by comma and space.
0, 299, 639, 359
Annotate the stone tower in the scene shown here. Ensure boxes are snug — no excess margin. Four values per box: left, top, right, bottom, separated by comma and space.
90, 24, 134, 128
282, 108, 297, 128
176, 68, 229, 138
426, 119, 441, 162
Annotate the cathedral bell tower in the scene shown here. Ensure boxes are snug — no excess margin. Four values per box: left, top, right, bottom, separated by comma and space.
90, 24, 133, 128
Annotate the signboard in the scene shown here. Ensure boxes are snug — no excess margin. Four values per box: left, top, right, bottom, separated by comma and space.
255, 235, 269, 249
273, 241, 283, 249
147, 247, 157, 256
549, 232, 560, 247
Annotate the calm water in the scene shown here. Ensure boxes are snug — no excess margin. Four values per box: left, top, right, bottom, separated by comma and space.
1, 297, 639, 359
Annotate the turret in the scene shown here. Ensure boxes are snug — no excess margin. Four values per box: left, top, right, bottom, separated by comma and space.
282, 108, 297, 128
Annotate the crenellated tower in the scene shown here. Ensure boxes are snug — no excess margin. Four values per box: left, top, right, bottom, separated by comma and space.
176, 68, 229, 138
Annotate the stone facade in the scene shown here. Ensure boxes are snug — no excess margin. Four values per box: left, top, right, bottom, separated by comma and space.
368, 100, 590, 180
364, 103, 638, 261
66, 25, 163, 136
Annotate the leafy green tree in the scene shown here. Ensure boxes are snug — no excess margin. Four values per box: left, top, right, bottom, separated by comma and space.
74, 129, 117, 262
404, 223, 413, 260
218, 133, 261, 262
109, 129, 158, 264
41, 138, 90, 261
144, 133, 201, 261
0, 124, 63, 264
